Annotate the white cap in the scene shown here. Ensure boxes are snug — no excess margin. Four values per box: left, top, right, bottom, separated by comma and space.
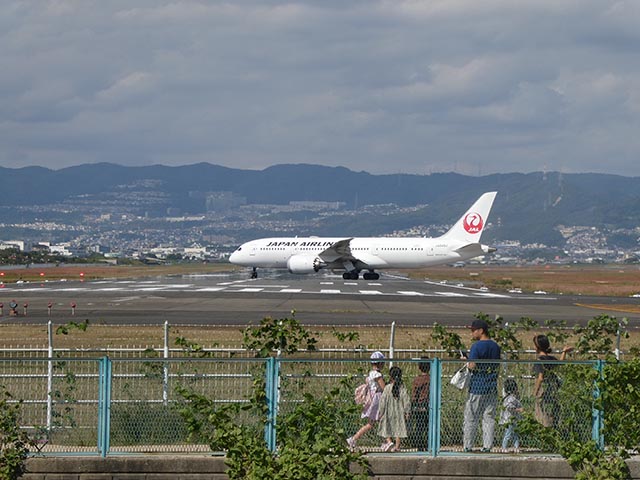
370, 351, 385, 362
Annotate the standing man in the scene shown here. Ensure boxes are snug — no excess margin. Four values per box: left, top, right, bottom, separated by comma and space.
462, 319, 501, 453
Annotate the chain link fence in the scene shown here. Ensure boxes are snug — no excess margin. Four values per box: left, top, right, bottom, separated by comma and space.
0, 356, 605, 457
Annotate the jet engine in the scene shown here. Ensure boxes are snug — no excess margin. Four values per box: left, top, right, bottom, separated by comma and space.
286, 255, 326, 274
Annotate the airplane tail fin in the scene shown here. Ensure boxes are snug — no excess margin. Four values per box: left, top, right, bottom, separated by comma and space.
441, 191, 497, 243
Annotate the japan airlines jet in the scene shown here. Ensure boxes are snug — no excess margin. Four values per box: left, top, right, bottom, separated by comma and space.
229, 191, 497, 280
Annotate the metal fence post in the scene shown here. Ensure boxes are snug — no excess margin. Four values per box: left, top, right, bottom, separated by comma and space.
592, 360, 604, 449
430, 358, 441, 457
97, 356, 112, 457
264, 357, 278, 452
163, 321, 169, 406
46, 320, 53, 432
389, 321, 396, 368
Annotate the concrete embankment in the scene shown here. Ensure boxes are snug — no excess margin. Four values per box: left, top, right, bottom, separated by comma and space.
22, 455, 640, 479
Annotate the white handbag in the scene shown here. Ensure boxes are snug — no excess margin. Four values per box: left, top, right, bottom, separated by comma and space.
450, 365, 470, 390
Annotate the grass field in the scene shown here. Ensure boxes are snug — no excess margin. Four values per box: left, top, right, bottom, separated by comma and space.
1, 322, 638, 357
408, 263, 640, 297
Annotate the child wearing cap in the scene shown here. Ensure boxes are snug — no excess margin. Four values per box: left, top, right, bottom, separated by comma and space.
347, 351, 386, 450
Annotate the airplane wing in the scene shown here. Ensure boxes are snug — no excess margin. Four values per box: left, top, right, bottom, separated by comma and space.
317, 238, 356, 263
454, 243, 496, 256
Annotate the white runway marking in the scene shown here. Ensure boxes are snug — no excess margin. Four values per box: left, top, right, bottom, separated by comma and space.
159, 284, 193, 288
3, 276, 546, 302
15, 287, 44, 291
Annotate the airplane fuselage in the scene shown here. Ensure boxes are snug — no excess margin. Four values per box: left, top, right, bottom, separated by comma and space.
230, 236, 488, 270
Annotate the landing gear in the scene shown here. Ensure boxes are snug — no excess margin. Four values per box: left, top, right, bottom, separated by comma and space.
341, 270, 379, 280
250, 267, 258, 279
363, 271, 380, 280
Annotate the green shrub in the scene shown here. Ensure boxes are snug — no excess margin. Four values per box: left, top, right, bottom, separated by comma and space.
0, 387, 35, 480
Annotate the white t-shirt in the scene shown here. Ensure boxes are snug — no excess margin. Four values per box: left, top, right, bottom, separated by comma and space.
368, 370, 382, 393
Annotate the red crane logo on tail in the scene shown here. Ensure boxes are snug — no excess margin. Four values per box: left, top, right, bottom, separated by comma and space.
463, 213, 483, 234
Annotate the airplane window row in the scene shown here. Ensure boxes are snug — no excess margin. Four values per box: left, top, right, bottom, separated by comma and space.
258, 247, 407, 251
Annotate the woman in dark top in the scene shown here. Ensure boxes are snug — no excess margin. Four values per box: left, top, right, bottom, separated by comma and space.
409, 359, 430, 450
532, 335, 572, 428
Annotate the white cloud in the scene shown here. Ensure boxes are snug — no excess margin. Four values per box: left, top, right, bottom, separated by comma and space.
1, 0, 639, 176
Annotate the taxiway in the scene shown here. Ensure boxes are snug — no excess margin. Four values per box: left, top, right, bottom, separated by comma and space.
1, 271, 639, 327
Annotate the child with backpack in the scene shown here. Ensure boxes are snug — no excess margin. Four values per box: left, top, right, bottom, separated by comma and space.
347, 351, 386, 450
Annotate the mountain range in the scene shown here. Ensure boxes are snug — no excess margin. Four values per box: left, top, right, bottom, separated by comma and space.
1, 163, 640, 248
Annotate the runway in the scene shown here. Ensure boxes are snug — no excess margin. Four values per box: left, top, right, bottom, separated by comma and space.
1, 271, 639, 327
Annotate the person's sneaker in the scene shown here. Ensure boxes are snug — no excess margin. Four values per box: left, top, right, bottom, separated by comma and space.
480, 447, 491, 453
381, 441, 394, 452
346, 437, 356, 450
463, 447, 472, 453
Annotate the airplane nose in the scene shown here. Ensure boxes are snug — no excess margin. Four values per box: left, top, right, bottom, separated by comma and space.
229, 248, 247, 265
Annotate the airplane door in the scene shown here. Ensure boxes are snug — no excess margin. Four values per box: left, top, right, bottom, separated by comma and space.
372, 245, 380, 256
249, 246, 257, 257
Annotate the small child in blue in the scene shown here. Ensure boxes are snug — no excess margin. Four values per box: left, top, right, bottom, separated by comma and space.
499, 378, 523, 452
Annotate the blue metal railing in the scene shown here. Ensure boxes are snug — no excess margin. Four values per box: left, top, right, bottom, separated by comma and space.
0, 356, 607, 457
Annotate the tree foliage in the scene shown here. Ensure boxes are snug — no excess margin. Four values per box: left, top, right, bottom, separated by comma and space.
178, 315, 367, 480
242, 311, 318, 357
431, 312, 638, 480
0, 388, 35, 480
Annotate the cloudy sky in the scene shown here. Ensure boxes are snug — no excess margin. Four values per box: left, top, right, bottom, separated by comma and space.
2, 1, 640, 176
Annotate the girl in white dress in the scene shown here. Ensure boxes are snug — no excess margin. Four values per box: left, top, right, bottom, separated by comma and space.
377, 366, 410, 452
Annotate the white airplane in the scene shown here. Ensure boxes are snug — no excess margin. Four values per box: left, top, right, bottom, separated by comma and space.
229, 191, 497, 280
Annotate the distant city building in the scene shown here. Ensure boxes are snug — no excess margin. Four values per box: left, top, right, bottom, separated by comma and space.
32, 243, 51, 253
288, 201, 345, 210
92, 245, 111, 254
48, 243, 74, 257
206, 192, 246, 212
183, 246, 206, 259
0, 240, 25, 251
